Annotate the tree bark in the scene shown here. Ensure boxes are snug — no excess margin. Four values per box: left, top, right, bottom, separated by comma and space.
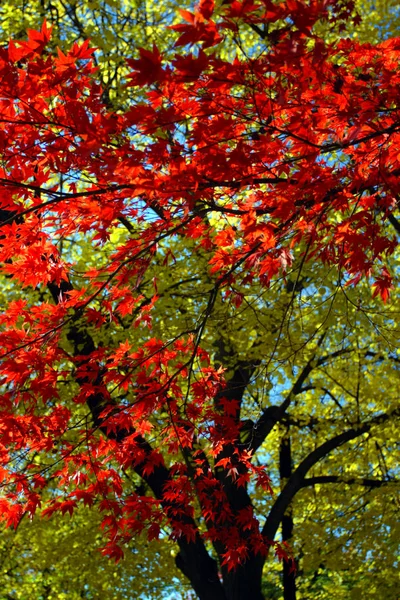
223, 561, 265, 600
280, 429, 296, 600
175, 539, 227, 600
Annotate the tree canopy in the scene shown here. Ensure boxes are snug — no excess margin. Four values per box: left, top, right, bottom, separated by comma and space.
0, 1, 399, 599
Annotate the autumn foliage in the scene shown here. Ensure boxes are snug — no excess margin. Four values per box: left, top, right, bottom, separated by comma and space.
0, 0, 399, 598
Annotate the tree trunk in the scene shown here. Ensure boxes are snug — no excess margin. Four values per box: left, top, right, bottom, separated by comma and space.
175, 539, 227, 600
280, 428, 297, 600
176, 546, 267, 600
222, 555, 265, 600
282, 512, 296, 600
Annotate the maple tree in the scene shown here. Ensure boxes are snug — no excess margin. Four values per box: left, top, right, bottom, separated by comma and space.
0, 1, 399, 599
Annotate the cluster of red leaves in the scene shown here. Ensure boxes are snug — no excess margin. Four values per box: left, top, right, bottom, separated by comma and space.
123, 4, 399, 301
0, 0, 399, 570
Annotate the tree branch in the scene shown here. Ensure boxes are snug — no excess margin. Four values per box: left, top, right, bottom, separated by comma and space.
250, 345, 324, 453
387, 212, 400, 235
301, 475, 400, 488
262, 406, 400, 542
249, 344, 364, 453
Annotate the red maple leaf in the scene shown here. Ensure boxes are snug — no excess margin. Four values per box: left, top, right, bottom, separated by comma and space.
126, 45, 165, 86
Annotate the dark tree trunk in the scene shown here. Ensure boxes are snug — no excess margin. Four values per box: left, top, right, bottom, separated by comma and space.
280, 429, 297, 600
175, 543, 267, 599
175, 539, 227, 600
282, 512, 296, 600
222, 555, 265, 600
176, 555, 266, 600
175, 548, 267, 599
